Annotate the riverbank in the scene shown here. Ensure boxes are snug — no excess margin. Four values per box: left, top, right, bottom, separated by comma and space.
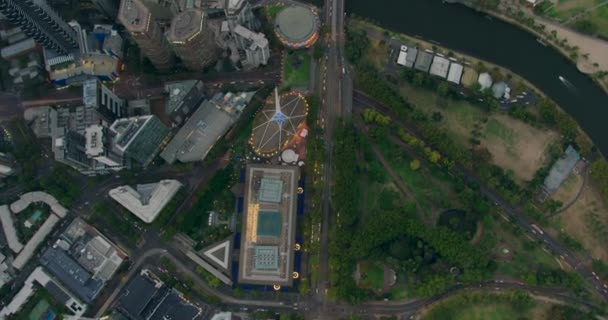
447, 0, 608, 95
350, 18, 595, 156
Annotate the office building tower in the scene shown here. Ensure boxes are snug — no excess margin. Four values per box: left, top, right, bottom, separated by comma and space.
167, 9, 217, 71
118, 0, 174, 71
83, 79, 127, 123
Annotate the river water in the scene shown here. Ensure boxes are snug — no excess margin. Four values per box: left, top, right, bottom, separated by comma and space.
346, 0, 608, 155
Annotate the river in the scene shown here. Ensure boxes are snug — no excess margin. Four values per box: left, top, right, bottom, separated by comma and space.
346, 0, 608, 155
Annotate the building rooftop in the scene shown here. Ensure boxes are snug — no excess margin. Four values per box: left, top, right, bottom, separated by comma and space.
165, 80, 202, 115
61, 218, 127, 281
0, 205, 22, 253
85, 124, 105, 157
239, 164, 299, 287
544, 145, 581, 194
201, 237, 232, 273
168, 9, 205, 43
118, 0, 152, 33
414, 51, 433, 72
109, 180, 183, 223
478, 72, 493, 90
160, 100, 235, 164
148, 289, 202, 320
40, 247, 104, 303
250, 89, 308, 157
274, 5, 319, 48
234, 25, 268, 50
117, 273, 159, 319
447, 62, 463, 85
118, 270, 202, 320
430, 55, 450, 79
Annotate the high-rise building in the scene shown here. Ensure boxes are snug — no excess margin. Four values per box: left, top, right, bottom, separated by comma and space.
164, 80, 205, 125
110, 115, 169, 167
167, 9, 217, 72
118, 0, 174, 72
223, 0, 256, 31
85, 124, 124, 169
140, 0, 180, 21
0, 0, 79, 55
83, 79, 127, 123
53, 129, 94, 173
233, 24, 269, 69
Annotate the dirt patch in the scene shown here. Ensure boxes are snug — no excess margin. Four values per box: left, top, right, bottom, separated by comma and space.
552, 170, 583, 205
558, 184, 608, 263
483, 114, 558, 182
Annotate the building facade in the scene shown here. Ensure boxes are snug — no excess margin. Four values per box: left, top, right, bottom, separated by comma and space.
110, 115, 170, 167
0, 0, 79, 55
224, 0, 256, 31
233, 24, 269, 69
164, 79, 205, 125
83, 79, 127, 123
118, 0, 174, 71
167, 9, 217, 71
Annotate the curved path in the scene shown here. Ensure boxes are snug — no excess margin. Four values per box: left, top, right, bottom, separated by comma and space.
555, 164, 589, 215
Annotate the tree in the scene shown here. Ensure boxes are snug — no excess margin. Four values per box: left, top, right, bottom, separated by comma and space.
429, 151, 441, 164
437, 82, 450, 97
432, 112, 443, 122
410, 159, 421, 171
313, 44, 324, 60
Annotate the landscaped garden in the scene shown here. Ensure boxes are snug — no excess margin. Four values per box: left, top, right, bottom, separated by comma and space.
283, 51, 311, 90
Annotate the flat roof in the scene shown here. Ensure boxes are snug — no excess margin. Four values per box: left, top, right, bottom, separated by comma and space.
275, 6, 318, 46
396, 50, 407, 66
40, 247, 104, 303
168, 9, 205, 43
430, 55, 450, 79
414, 51, 433, 72
117, 273, 159, 318
13, 214, 60, 270
109, 180, 182, 223
257, 210, 282, 237
447, 62, 464, 85
10, 191, 68, 218
405, 47, 418, 68
544, 146, 580, 193
239, 165, 299, 286
118, 0, 152, 33
0, 205, 22, 253
160, 100, 235, 164
85, 124, 104, 157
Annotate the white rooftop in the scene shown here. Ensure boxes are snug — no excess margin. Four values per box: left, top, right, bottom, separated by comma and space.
0, 205, 22, 253
478, 72, 493, 90
109, 180, 182, 223
85, 124, 104, 157
430, 55, 450, 79
447, 63, 464, 85
234, 24, 268, 49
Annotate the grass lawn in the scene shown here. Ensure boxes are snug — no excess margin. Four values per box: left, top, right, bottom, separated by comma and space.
483, 213, 562, 281
264, 4, 284, 19
399, 81, 558, 182
373, 136, 458, 220
283, 51, 311, 89
358, 260, 385, 290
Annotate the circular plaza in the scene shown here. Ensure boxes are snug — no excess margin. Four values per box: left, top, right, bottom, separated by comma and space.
250, 90, 308, 157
